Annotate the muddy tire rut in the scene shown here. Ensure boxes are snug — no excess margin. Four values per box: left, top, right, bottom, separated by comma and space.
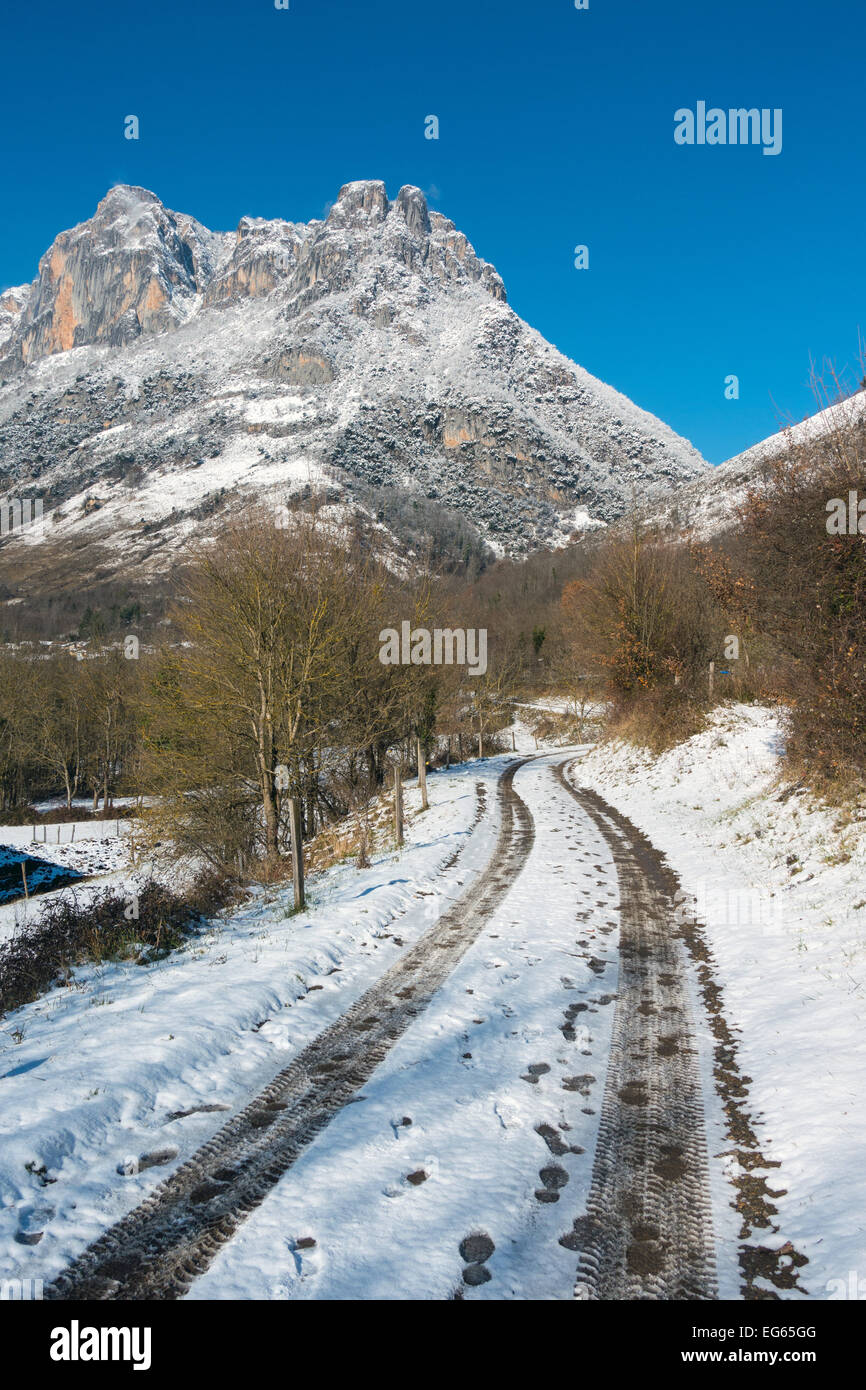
556, 765, 718, 1301
47, 759, 536, 1301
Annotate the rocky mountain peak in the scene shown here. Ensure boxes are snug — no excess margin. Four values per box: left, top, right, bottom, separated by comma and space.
4, 185, 222, 369
0, 181, 509, 375
91, 184, 165, 234
0, 180, 710, 583
327, 179, 391, 226
395, 185, 431, 237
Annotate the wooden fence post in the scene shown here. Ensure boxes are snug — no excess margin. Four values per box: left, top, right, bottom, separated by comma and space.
416, 736, 428, 811
289, 796, 305, 911
394, 765, 404, 848
709, 661, 715, 699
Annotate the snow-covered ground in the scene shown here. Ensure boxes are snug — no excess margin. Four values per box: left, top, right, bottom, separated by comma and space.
1, 704, 862, 1300
572, 704, 866, 1301
187, 752, 619, 1300
0, 822, 131, 943
0, 821, 129, 850
0, 762, 499, 1286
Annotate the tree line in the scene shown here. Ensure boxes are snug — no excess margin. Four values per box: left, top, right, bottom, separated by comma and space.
0, 647, 139, 815
2, 387, 863, 863
0, 509, 526, 868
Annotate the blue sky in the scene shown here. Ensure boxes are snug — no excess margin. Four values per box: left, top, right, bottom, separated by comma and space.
1, 0, 863, 464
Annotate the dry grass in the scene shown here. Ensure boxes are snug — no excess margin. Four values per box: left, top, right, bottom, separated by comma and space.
604, 688, 709, 755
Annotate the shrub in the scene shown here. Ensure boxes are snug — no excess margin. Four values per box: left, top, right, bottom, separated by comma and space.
737, 400, 866, 789
0, 871, 235, 1018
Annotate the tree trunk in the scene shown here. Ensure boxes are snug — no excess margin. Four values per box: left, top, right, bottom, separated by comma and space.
260, 765, 279, 861
356, 813, 370, 870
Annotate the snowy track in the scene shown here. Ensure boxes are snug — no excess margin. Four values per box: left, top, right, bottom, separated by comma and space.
43, 752, 721, 1302
47, 759, 536, 1300
557, 764, 717, 1301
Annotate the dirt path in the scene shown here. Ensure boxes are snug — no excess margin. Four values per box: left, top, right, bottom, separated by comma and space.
47, 759, 536, 1301
556, 763, 718, 1301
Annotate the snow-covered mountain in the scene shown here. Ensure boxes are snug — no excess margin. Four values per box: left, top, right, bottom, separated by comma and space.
0, 181, 710, 577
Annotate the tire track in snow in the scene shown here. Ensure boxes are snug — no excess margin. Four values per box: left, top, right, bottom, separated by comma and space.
555, 762, 718, 1301
47, 758, 536, 1301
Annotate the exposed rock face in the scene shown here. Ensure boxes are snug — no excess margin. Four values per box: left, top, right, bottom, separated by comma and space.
1, 181, 506, 375
6, 187, 226, 367
203, 216, 305, 306
0, 179, 709, 576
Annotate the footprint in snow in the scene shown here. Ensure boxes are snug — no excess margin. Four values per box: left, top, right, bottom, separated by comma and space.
15, 1203, 55, 1245
165, 1103, 230, 1122
288, 1235, 320, 1278
460, 1231, 495, 1286
561, 1074, 596, 1096
117, 1145, 178, 1176
535, 1122, 569, 1157
538, 1164, 570, 1194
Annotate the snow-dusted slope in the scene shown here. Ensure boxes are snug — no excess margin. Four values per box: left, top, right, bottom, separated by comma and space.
661, 388, 866, 538
723, 389, 866, 475
0, 182, 708, 570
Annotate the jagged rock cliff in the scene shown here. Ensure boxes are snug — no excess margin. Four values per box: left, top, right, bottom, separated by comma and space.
0, 180, 709, 578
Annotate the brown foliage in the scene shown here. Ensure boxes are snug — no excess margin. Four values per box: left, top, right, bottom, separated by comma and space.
737, 397, 866, 787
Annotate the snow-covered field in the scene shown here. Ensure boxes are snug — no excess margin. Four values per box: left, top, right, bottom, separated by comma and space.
0, 821, 130, 944
0, 763, 498, 1286
573, 704, 866, 1301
